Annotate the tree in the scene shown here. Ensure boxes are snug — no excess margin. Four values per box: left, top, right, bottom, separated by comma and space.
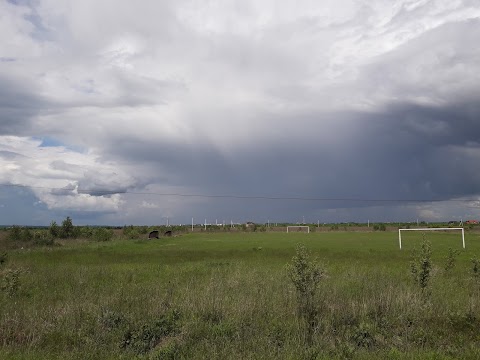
49, 221, 59, 238
60, 216, 74, 238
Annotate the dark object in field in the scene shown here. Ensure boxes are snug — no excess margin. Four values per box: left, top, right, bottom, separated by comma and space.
164, 230, 172, 237
0, 252, 7, 265
148, 230, 159, 239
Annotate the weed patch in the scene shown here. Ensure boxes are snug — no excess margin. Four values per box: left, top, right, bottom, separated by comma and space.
121, 309, 180, 355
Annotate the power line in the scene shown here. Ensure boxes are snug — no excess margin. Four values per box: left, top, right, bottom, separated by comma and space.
0, 182, 479, 204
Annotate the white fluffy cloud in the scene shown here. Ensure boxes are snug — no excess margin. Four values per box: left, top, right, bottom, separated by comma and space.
0, 136, 135, 211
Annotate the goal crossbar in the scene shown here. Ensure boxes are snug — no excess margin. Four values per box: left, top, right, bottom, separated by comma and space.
398, 227, 465, 250
287, 226, 310, 233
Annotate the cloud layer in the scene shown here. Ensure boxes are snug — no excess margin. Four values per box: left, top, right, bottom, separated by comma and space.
1, 0, 480, 224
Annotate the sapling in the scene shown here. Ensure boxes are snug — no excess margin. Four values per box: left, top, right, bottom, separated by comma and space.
286, 244, 325, 343
444, 248, 460, 273
410, 234, 432, 292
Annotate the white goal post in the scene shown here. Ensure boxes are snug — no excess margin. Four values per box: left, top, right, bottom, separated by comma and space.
287, 226, 310, 233
398, 227, 465, 250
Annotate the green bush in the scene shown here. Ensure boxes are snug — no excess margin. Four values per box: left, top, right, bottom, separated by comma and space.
1, 268, 20, 297
286, 245, 325, 343
79, 226, 95, 238
444, 248, 460, 273
93, 228, 114, 242
49, 221, 59, 238
8, 226, 23, 241
33, 231, 55, 246
472, 257, 480, 281
121, 310, 180, 354
123, 225, 140, 239
60, 216, 75, 238
410, 235, 432, 292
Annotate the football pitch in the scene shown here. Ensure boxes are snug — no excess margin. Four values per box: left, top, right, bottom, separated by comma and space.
1, 231, 480, 359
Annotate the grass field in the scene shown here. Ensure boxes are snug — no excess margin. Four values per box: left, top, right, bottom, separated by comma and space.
1, 230, 480, 359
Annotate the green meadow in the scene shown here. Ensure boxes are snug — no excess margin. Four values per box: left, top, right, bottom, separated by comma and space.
1, 230, 480, 359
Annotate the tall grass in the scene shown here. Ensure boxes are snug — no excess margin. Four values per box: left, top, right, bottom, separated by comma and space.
1, 231, 480, 359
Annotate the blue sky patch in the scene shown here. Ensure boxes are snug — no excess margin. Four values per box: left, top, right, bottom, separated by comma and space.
37, 136, 85, 153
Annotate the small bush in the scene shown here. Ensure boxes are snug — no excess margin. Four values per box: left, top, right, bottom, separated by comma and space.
121, 310, 180, 354
373, 224, 386, 231
352, 322, 376, 348
8, 226, 23, 241
472, 257, 480, 281
123, 225, 140, 239
49, 221, 59, 238
80, 226, 95, 238
410, 235, 432, 292
60, 216, 75, 238
444, 248, 460, 273
286, 244, 325, 343
21, 228, 33, 241
1, 268, 20, 297
93, 228, 114, 242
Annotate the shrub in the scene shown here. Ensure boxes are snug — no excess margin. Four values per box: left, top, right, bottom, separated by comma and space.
60, 216, 75, 238
286, 244, 325, 343
21, 227, 33, 241
33, 231, 55, 246
80, 226, 95, 238
8, 226, 23, 241
49, 221, 59, 238
123, 225, 140, 239
1, 268, 20, 297
138, 226, 149, 235
93, 228, 114, 242
444, 248, 460, 273
410, 235, 432, 292
121, 310, 180, 354
472, 257, 480, 281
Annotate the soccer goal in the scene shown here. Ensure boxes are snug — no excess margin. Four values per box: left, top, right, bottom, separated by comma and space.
287, 226, 310, 233
398, 227, 465, 250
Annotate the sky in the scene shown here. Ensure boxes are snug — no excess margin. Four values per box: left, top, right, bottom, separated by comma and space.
1, 0, 480, 225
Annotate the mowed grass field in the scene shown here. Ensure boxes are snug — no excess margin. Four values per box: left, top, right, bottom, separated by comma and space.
1, 230, 480, 359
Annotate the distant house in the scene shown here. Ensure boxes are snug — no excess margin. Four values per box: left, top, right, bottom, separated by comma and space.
465, 220, 478, 225
148, 230, 159, 239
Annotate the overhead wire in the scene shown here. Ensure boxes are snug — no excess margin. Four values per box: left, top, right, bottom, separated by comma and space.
0, 182, 479, 204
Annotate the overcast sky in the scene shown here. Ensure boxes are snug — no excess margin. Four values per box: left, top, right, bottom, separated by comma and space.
1, 0, 480, 225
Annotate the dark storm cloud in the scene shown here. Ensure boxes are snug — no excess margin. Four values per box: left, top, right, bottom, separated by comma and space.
50, 183, 76, 196
0, 74, 46, 135
99, 94, 480, 222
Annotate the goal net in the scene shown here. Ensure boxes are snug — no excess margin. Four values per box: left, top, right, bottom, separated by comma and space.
287, 226, 310, 233
398, 227, 465, 250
